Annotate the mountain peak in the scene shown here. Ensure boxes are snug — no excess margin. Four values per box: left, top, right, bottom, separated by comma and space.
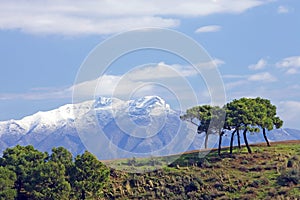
130, 96, 168, 109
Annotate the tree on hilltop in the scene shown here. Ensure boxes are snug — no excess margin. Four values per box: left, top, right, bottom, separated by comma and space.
181, 105, 226, 156
182, 97, 283, 155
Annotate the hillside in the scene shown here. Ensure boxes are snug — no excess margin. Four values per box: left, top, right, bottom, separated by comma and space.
103, 140, 300, 199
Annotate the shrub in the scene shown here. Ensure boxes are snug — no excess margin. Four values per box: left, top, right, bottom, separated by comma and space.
185, 181, 200, 193
287, 155, 300, 168
213, 182, 224, 191
277, 167, 300, 186
128, 157, 137, 166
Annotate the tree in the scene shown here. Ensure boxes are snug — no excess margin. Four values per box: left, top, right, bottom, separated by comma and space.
50, 147, 73, 167
226, 97, 283, 154
0, 166, 17, 200
50, 147, 74, 181
24, 161, 71, 200
254, 98, 283, 146
70, 151, 110, 199
0, 145, 47, 199
226, 98, 261, 154
210, 106, 226, 156
181, 105, 226, 155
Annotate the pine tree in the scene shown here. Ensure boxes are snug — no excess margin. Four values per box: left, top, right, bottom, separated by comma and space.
0, 166, 17, 200
70, 151, 110, 199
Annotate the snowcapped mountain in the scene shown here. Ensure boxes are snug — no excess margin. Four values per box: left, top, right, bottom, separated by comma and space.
0, 96, 181, 155
0, 96, 299, 156
0, 100, 93, 155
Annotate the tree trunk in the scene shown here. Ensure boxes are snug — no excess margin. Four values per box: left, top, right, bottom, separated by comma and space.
263, 128, 270, 147
81, 189, 86, 200
242, 129, 252, 154
230, 130, 237, 154
16, 179, 23, 200
237, 129, 241, 149
204, 134, 208, 149
218, 133, 223, 156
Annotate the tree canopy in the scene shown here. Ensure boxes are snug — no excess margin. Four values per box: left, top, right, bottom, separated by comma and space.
0, 146, 110, 200
0, 166, 17, 200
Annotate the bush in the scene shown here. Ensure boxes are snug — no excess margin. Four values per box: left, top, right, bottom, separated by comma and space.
185, 181, 200, 193
277, 167, 300, 186
287, 155, 300, 168
128, 157, 137, 166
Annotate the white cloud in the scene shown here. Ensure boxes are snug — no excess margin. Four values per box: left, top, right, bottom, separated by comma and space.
0, 87, 71, 100
194, 59, 225, 70
278, 101, 300, 129
248, 72, 277, 82
276, 56, 300, 75
225, 80, 248, 90
127, 62, 197, 80
0, 0, 268, 35
286, 68, 299, 75
248, 58, 267, 70
223, 74, 246, 79
72, 64, 204, 110
212, 58, 225, 66
276, 56, 300, 68
223, 71, 276, 90
277, 6, 289, 14
2, 61, 217, 101
195, 25, 221, 33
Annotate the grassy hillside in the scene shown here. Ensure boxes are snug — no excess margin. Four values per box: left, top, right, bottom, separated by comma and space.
103, 141, 300, 199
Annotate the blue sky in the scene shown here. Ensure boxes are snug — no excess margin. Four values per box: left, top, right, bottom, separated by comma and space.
0, 0, 300, 129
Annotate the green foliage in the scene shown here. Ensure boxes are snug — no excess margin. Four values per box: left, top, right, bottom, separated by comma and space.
181, 105, 226, 152
0, 146, 110, 200
70, 151, 110, 199
226, 97, 283, 135
25, 161, 71, 200
181, 105, 225, 134
0, 166, 17, 200
50, 147, 74, 183
1, 141, 297, 199
50, 147, 74, 169
0, 145, 48, 198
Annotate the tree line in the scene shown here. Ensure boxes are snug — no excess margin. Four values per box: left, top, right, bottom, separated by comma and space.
181, 97, 283, 155
0, 145, 110, 200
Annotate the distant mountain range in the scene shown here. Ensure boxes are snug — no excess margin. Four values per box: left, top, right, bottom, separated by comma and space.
0, 96, 299, 156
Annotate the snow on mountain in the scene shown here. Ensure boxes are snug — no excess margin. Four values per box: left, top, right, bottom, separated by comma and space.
0, 96, 177, 155
0, 101, 92, 136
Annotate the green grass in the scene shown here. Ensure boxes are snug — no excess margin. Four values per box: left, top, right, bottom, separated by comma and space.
103, 141, 300, 199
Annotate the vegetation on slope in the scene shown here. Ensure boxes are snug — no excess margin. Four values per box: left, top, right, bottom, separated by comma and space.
106, 141, 300, 199
1, 141, 298, 199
